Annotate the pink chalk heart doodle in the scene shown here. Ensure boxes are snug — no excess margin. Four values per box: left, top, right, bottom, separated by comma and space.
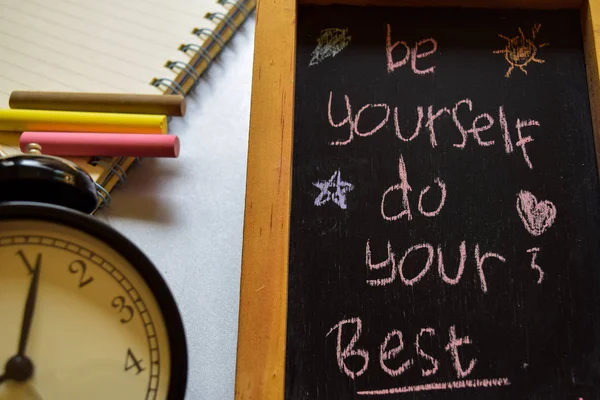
516, 190, 557, 237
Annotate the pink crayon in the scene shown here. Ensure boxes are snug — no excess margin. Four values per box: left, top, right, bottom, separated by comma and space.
20, 131, 180, 158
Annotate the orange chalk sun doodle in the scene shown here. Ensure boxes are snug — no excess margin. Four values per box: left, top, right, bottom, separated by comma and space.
494, 24, 549, 78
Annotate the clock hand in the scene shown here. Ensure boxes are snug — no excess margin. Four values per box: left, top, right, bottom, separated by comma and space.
0, 261, 41, 386
0, 356, 34, 383
17, 260, 41, 357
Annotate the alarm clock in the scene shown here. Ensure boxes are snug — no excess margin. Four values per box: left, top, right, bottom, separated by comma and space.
0, 145, 188, 399
0, 203, 188, 399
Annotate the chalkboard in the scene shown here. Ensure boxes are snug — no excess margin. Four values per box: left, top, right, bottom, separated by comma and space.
287, 5, 600, 399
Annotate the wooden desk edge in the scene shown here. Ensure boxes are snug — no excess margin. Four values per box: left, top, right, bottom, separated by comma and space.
234, 1, 600, 399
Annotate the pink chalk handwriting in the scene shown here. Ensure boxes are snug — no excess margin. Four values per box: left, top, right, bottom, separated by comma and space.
326, 318, 369, 379
499, 105, 514, 153
325, 93, 540, 168
381, 154, 413, 221
415, 328, 439, 377
398, 243, 435, 286
327, 91, 354, 145
356, 377, 511, 395
366, 239, 397, 286
527, 247, 544, 284
516, 190, 557, 236
426, 105, 450, 147
365, 240, 507, 292
515, 119, 539, 169
475, 244, 506, 293
394, 106, 423, 142
411, 38, 438, 75
445, 325, 477, 378
386, 25, 437, 75
452, 98, 472, 149
381, 154, 446, 222
470, 113, 495, 147
453, 100, 496, 147
437, 241, 467, 285
386, 24, 410, 73
380, 330, 413, 376
327, 319, 497, 393
355, 103, 390, 137
418, 178, 447, 217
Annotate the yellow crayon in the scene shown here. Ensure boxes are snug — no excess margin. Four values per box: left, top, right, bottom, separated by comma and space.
0, 109, 167, 134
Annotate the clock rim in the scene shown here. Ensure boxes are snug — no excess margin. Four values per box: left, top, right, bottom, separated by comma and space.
0, 201, 188, 400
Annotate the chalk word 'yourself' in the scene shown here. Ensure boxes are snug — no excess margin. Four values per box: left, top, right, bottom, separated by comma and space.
327, 92, 539, 169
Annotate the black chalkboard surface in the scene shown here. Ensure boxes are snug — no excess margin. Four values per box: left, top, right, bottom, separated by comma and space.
287, 5, 600, 400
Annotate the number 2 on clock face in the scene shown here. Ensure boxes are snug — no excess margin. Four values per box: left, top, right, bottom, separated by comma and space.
0, 220, 173, 400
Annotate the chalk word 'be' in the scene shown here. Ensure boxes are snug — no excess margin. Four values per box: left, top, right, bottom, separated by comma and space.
386, 24, 438, 75
327, 317, 478, 380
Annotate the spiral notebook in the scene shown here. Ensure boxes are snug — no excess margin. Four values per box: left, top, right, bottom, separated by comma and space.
0, 0, 255, 208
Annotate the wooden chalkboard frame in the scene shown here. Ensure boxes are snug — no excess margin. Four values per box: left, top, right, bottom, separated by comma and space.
234, 0, 600, 398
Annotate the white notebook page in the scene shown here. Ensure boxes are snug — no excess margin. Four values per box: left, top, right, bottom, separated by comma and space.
0, 0, 224, 107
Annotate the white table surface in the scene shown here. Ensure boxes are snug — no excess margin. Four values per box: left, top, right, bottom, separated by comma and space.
95, 16, 256, 400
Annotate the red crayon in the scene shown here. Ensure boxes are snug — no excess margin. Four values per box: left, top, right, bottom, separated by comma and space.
20, 131, 180, 158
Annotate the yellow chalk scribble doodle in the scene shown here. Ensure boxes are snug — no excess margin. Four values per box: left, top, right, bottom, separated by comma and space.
493, 24, 549, 78
310, 28, 351, 67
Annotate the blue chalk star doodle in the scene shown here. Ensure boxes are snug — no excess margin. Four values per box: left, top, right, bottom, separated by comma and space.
313, 169, 354, 210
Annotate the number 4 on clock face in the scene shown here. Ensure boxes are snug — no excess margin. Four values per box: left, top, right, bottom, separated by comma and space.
125, 348, 146, 375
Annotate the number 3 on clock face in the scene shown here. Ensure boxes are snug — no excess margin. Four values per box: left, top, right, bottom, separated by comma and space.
0, 203, 187, 400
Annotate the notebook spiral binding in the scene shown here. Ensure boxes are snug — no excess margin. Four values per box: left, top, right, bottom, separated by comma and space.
150, 0, 255, 95
93, 0, 255, 209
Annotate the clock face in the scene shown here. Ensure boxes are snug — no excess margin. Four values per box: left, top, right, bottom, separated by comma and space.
0, 205, 187, 400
